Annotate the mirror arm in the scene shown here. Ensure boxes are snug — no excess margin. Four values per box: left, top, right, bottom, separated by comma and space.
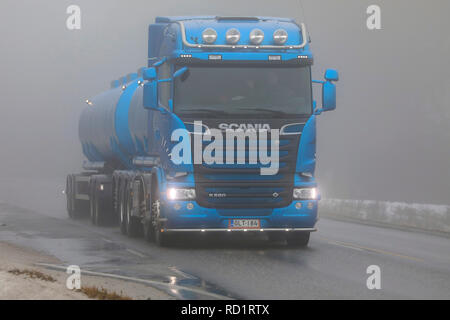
153, 57, 167, 67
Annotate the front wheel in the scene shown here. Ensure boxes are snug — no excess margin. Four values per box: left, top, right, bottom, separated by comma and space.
152, 199, 171, 247
286, 232, 310, 248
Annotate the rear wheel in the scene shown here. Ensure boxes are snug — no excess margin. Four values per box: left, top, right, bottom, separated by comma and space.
286, 232, 310, 248
143, 217, 154, 242
119, 184, 127, 235
66, 175, 74, 218
89, 182, 98, 225
126, 187, 142, 237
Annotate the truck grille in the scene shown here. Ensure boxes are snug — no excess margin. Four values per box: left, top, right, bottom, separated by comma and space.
193, 133, 301, 209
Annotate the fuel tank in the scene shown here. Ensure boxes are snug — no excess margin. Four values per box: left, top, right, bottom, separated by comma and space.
78, 78, 149, 168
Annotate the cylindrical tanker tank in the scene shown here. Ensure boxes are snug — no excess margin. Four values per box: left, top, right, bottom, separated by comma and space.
78, 78, 149, 169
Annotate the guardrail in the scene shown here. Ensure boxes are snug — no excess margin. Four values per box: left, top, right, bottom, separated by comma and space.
320, 198, 450, 234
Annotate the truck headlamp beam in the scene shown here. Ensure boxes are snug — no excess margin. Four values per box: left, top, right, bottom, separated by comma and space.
167, 188, 196, 201
293, 188, 318, 200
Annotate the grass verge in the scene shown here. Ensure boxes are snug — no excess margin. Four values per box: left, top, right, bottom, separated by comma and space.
8, 268, 56, 282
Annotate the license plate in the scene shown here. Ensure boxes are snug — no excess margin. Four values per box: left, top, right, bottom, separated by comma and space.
229, 219, 261, 229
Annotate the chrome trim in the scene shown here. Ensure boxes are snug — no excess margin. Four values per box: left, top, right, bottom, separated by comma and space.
176, 21, 308, 50
163, 227, 316, 232
280, 122, 306, 135
132, 156, 160, 167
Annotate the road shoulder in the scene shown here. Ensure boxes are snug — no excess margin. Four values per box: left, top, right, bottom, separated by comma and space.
0, 241, 171, 300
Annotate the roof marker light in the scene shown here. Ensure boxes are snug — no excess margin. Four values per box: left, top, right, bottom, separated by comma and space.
249, 28, 264, 45
273, 29, 288, 45
202, 28, 217, 44
226, 28, 240, 44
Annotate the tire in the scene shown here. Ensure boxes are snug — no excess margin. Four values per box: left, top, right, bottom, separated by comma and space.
126, 187, 142, 237
152, 190, 171, 247
143, 217, 154, 242
119, 183, 127, 235
66, 175, 74, 218
286, 232, 310, 248
89, 182, 98, 225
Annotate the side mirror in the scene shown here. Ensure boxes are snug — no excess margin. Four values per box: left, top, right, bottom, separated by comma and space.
173, 67, 189, 80
322, 81, 336, 111
314, 69, 339, 114
143, 81, 158, 110
324, 69, 339, 82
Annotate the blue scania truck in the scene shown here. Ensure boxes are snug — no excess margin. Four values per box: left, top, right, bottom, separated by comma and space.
66, 16, 339, 247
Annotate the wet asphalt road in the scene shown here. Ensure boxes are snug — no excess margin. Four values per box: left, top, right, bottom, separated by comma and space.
0, 195, 449, 299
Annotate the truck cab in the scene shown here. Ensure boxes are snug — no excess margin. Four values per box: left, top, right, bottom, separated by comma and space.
140, 16, 338, 246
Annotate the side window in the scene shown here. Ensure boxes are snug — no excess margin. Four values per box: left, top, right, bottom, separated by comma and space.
158, 61, 171, 109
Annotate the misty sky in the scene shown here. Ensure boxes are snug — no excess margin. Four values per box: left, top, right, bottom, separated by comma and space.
0, 0, 449, 205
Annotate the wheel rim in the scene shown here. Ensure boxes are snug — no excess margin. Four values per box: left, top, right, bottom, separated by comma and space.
90, 196, 95, 223
66, 177, 72, 216
120, 198, 125, 225
126, 195, 132, 233
152, 199, 161, 231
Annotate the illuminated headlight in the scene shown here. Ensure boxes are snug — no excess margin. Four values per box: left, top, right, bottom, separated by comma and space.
249, 28, 264, 45
167, 188, 196, 201
202, 28, 217, 44
293, 188, 318, 200
226, 28, 240, 44
273, 29, 288, 45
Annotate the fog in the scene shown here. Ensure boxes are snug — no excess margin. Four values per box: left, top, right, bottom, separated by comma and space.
0, 0, 448, 205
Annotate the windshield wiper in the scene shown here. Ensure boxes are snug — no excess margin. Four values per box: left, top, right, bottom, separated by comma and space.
180, 108, 230, 116
237, 107, 291, 116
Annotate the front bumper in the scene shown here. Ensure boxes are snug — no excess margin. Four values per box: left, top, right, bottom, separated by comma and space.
159, 199, 318, 231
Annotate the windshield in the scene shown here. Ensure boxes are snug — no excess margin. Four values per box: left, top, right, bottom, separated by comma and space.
174, 65, 312, 119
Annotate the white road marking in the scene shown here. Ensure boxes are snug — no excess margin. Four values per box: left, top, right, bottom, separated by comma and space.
169, 266, 196, 279
328, 241, 364, 252
126, 248, 146, 258
320, 236, 425, 262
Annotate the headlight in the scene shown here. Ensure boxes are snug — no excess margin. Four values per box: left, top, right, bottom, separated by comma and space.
273, 29, 288, 45
202, 28, 217, 44
293, 188, 318, 200
226, 28, 240, 44
167, 188, 196, 201
249, 28, 264, 45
